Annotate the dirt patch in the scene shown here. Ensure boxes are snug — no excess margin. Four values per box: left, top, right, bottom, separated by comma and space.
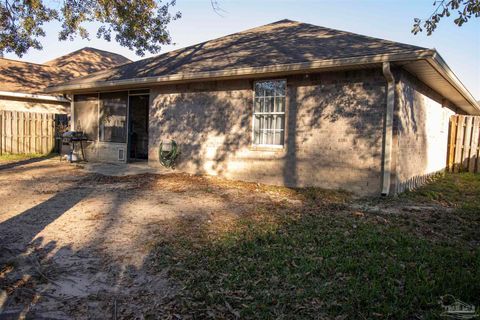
0, 159, 310, 318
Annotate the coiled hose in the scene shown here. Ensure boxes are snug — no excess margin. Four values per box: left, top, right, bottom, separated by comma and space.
159, 140, 179, 168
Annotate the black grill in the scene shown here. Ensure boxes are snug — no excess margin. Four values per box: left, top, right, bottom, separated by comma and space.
62, 131, 88, 143
62, 131, 87, 162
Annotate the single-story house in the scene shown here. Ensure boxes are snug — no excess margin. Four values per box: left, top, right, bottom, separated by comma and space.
0, 47, 131, 115
45, 20, 480, 195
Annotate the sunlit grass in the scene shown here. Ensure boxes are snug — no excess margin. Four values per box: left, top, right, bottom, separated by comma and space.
147, 173, 480, 319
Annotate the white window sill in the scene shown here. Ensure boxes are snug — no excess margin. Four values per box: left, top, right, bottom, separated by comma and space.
250, 144, 285, 152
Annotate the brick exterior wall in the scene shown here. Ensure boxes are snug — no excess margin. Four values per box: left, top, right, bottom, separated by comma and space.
148, 69, 387, 195
82, 141, 127, 163
392, 69, 455, 193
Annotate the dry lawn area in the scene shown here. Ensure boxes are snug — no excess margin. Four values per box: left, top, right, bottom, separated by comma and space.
0, 159, 479, 319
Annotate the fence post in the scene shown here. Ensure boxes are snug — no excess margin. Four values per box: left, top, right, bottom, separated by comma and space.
447, 115, 457, 172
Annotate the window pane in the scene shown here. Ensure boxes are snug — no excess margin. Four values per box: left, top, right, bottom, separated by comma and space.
264, 85, 274, 97
255, 80, 286, 97
253, 80, 286, 146
255, 85, 264, 97
254, 98, 264, 113
265, 97, 274, 113
274, 81, 286, 97
99, 91, 128, 143
261, 130, 266, 145
275, 97, 285, 112
274, 131, 284, 145
265, 130, 273, 145
265, 116, 274, 130
275, 115, 285, 130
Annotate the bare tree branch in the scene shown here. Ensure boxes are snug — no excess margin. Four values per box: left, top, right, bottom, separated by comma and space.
413, 0, 479, 35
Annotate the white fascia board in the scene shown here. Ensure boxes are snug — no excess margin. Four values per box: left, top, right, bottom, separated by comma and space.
0, 90, 70, 103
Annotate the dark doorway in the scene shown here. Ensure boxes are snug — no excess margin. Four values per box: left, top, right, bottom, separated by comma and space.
128, 95, 149, 161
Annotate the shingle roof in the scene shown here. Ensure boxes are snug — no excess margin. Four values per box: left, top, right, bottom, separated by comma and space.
44, 47, 131, 75
0, 47, 131, 94
0, 59, 64, 94
61, 19, 426, 86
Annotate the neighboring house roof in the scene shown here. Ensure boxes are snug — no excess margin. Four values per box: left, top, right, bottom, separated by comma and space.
0, 58, 64, 94
45, 20, 480, 115
44, 47, 131, 77
0, 47, 131, 100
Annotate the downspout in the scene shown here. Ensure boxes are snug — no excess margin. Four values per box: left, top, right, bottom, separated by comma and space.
381, 62, 395, 196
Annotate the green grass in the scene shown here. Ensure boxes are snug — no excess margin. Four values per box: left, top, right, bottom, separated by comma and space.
0, 153, 50, 163
401, 172, 480, 210
148, 174, 480, 319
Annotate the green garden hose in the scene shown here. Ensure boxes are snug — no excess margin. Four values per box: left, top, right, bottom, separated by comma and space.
159, 140, 179, 168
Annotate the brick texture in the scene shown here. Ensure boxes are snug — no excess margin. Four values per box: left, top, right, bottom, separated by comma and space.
392, 69, 455, 193
148, 69, 387, 195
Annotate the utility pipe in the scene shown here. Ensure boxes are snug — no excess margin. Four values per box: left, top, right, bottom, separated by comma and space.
382, 62, 395, 196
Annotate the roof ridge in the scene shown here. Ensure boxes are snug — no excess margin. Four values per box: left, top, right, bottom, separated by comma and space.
44, 47, 132, 65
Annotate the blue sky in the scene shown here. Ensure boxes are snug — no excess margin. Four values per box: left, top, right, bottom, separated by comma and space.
5, 0, 480, 99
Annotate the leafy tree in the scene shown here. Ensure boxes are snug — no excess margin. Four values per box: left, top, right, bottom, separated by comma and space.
0, 0, 181, 57
413, 0, 479, 35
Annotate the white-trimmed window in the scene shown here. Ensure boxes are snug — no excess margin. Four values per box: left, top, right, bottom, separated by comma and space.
253, 80, 286, 146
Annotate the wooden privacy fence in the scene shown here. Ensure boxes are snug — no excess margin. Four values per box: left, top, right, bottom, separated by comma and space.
447, 115, 480, 173
0, 110, 56, 155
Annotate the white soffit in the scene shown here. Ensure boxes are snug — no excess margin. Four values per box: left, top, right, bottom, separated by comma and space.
402, 58, 480, 115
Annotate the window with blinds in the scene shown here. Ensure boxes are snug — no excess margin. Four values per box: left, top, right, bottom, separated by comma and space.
253, 80, 286, 146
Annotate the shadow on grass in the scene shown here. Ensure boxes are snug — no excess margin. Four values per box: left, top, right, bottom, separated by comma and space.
142, 174, 480, 319
147, 211, 480, 319
1, 170, 479, 319
0, 153, 58, 171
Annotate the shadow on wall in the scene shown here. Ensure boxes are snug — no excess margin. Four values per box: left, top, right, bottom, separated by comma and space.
394, 70, 446, 193
150, 82, 252, 175
149, 69, 388, 193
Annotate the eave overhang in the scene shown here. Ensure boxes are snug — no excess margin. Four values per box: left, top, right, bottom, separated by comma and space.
45, 49, 479, 115
0, 90, 69, 103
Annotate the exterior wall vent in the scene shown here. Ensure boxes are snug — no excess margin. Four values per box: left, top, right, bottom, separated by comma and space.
118, 148, 125, 161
